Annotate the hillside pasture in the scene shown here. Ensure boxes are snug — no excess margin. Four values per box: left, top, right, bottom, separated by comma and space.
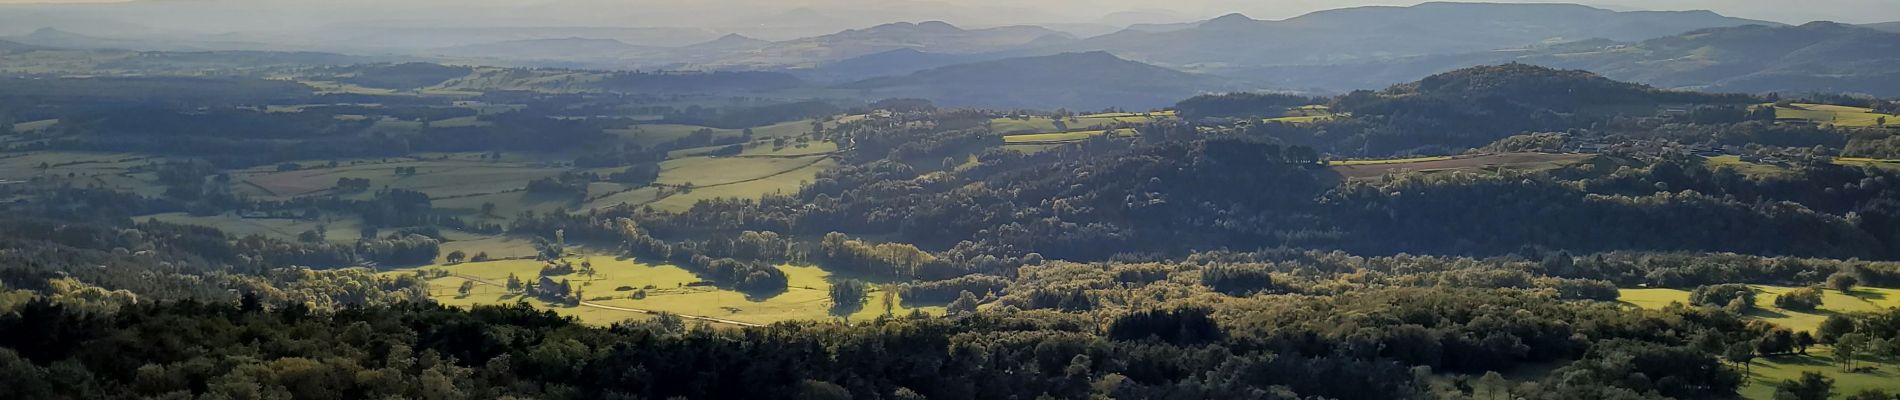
1739, 349, 1900, 400
1834, 157, 1900, 171
144, 212, 371, 244
1002, 128, 1137, 144
1774, 103, 1896, 128
234, 158, 564, 200
990, 112, 1170, 135
647, 156, 835, 212
1704, 155, 1797, 178
0, 151, 168, 195
389, 256, 940, 326
11, 119, 57, 132
1329, 153, 1590, 178
1622, 285, 1900, 332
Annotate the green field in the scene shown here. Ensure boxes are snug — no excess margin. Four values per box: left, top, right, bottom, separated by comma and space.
1621, 285, 1900, 332
647, 155, 835, 212
233, 157, 565, 200
1264, 105, 1341, 124
0, 151, 169, 195
1704, 155, 1797, 178
1739, 349, 1900, 399
1001, 128, 1137, 144
990, 112, 1171, 135
144, 212, 371, 244
1774, 103, 1897, 128
388, 256, 940, 326
1622, 285, 1900, 398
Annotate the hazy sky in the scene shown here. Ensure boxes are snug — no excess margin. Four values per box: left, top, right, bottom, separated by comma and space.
0, 0, 1892, 29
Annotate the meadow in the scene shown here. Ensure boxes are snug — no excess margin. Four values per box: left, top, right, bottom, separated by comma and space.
144, 212, 371, 244
989, 111, 1172, 135
1621, 285, 1900, 333
1264, 105, 1341, 124
0, 151, 169, 196
232, 156, 566, 200
1774, 103, 1897, 128
1001, 128, 1138, 144
388, 255, 942, 326
1620, 285, 1900, 398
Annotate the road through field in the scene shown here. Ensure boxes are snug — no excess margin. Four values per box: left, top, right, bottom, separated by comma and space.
449, 272, 764, 328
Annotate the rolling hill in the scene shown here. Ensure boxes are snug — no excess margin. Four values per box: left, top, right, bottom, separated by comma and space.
1237, 22, 1900, 96
804, 48, 997, 82
1063, 2, 1770, 69
431, 38, 658, 61
698, 21, 1075, 68
839, 51, 1234, 109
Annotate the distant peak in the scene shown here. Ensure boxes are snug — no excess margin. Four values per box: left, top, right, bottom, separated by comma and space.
1201, 13, 1259, 28
916, 21, 962, 32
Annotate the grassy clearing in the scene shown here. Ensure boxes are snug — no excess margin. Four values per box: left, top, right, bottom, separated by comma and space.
1001, 129, 1137, 144
435, 234, 541, 263
0, 151, 168, 194
1774, 103, 1897, 128
1834, 157, 1900, 171
11, 119, 57, 132
1738, 349, 1900, 399
144, 212, 370, 244
647, 157, 835, 212
1705, 155, 1796, 178
1621, 286, 1900, 332
389, 256, 940, 326
990, 113, 1170, 135
1617, 286, 1900, 398
234, 158, 564, 200
1264, 106, 1340, 124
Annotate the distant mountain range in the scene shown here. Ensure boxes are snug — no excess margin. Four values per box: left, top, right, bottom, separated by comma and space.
7, 2, 1900, 106
1866, 21, 1900, 33
840, 51, 1237, 110
1238, 22, 1900, 97
1060, 2, 1772, 69
692, 21, 1074, 69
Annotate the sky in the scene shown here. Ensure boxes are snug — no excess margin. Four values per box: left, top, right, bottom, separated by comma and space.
0, 0, 1892, 32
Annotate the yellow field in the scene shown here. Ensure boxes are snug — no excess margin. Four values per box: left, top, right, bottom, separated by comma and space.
1774, 103, 1897, 128
11, 119, 57, 132
388, 256, 940, 326
1621, 285, 1900, 332
1834, 157, 1900, 170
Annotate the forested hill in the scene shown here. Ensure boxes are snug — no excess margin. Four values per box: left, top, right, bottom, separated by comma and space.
1239, 21, 1900, 97
1383, 63, 1750, 110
